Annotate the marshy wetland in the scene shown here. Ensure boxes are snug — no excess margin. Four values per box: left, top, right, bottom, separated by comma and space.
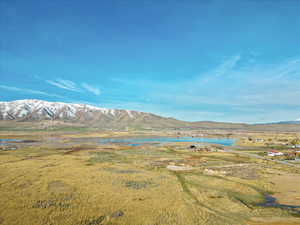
0, 130, 300, 225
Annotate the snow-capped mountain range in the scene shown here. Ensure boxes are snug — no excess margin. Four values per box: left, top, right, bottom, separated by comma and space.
1, 99, 300, 131
0, 99, 187, 129
0, 99, 146, 121
0, 99, 189, 129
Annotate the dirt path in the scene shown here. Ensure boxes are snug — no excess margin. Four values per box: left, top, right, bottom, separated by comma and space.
224, 147, 300, 168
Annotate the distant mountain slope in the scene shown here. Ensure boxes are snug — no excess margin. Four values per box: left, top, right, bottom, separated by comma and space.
0, 99, 187, 129
0, 99, 142, 120
1, 99, 300, 131
269, 121, 300, 125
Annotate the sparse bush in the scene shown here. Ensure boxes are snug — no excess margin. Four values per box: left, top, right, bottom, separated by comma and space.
83, 216, 105, 225
32, 200, 70, 209
87, 151, 125, 164
125, 180, 156, 189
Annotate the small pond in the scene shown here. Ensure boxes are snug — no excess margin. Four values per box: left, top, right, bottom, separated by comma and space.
0, 139, 22, 146
99, 137, 235, 146
257, 195, 300, 215
0, 139, 37, 146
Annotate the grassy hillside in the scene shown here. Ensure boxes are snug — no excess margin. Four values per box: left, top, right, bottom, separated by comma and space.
1, 118, 300, 132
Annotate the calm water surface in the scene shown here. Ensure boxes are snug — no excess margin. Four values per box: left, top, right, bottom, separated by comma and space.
99, 137, 234, 146
0, 139, 21, 146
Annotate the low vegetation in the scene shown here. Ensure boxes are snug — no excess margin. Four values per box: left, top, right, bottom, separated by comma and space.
0, 130, 300, 225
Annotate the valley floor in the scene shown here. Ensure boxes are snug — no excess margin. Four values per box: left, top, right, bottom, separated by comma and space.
0, 130, 300, 225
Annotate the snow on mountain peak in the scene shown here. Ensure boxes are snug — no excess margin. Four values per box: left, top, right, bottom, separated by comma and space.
0, 99, 143, 120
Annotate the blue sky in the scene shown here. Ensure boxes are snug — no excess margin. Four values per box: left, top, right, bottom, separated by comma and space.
1, 0, 300, 123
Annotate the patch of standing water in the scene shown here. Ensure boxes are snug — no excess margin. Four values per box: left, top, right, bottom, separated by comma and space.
99, 137, 235, 146
0, 139, 22, 146
257, 195, 300, 215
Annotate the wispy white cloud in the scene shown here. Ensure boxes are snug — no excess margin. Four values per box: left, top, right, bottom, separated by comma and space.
166, 55, 300, 107
0, 85, 64, 98
46, 79, 101, 96
212, 55, 241, 77
109, 55, 300, 122
46, 79, 81, 92
82, 83, 101, 95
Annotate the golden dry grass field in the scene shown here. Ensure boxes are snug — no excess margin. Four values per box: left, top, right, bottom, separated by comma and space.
0, 131, 300, 225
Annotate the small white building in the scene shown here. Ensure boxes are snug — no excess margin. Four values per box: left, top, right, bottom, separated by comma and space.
267, 150, 284, 157
255, 138, 264, 142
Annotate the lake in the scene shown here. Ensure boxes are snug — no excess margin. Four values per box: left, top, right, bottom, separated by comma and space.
99, 137, 235, 146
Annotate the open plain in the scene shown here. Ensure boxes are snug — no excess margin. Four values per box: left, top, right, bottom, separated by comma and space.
1, 128, 300, 225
